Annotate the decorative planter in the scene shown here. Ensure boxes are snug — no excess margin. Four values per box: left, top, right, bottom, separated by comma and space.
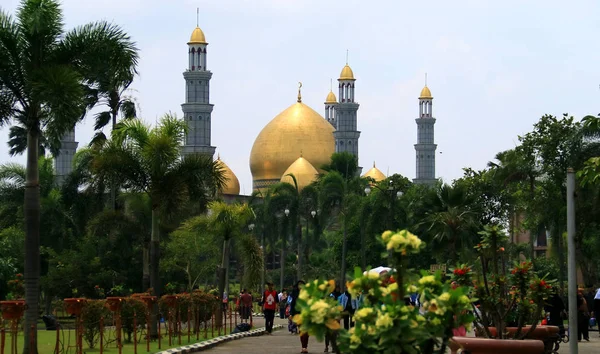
131, 293, 149, 299
105, 297, 125, 312
0, 300, 26, 320
162, 295, 178, 308
140, 295, 157, 309
450, 337, 545, 354
482, 326, 561, 354
63, 298, 87, 316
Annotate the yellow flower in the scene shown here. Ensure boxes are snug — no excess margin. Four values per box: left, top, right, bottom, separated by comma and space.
292, 314, 303, 325
350, 334, 362, 345
407, 285, 417, 293
326, 319, 340, 330
430, 318, 441, 326
354, 308, 374, 321
418, 275, 436, 286
327, 279, 336, 293
438, 292, 451, 302
458, 295, 470, 305
366, 272, 380, 280
410, 320, 418, 328
299, 289, 309, 301
310, 300, 329, 312
382, 230, 393, 243
375, 313, 393, 329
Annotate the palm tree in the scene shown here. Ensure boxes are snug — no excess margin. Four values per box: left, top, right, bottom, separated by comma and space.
272, 175, 303, 280
319, 171, 363, 290
0, 1, 137, 350
92, 114, 224, 333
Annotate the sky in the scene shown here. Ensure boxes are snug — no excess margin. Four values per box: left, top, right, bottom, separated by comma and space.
2, 0, 600, 195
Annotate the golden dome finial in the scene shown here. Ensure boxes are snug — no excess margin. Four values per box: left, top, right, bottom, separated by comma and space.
420, 73, 432, 98
300, 150, 303, 157
373, 161, 376, 168
297, 82, 303, 103
339, 64, 355, 80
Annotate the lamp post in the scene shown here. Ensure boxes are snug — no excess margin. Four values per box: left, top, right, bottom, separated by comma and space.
280, 208, 290, 292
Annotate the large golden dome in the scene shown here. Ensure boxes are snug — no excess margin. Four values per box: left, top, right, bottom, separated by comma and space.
280, 156, 319, 192
362, 162, 386, 182
250, 101, 335, 191
216, 156, 240, 195
188, 27, 207, 45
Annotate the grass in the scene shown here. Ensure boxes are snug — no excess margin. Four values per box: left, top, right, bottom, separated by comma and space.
2, 325, 227, 354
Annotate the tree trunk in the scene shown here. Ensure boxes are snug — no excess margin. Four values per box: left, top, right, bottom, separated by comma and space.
142, 242, 150, 291
280, 228, 286, 292
297, 220, 303, 281
23, 129, 40, 354
109, 109, 118, 210
340, 217, 348, 291
360, 222, 366, 271
217, 238, 230, 328
149, 208, 160, 336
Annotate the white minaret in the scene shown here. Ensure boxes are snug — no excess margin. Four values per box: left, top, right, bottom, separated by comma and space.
324, 79, 337, 128
181, 14, 216, 157
414, 78, 437, 185
54, 129, 78, 185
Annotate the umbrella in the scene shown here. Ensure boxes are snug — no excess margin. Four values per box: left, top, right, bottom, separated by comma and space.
363, 266, 393, 276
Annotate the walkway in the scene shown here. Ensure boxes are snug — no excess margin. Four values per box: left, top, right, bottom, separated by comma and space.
200, 324, 600, 354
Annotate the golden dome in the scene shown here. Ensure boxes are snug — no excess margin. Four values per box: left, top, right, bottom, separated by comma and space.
339, 65, 355, 80
419, 86, 432, 99
250, 102, 335, 191
188, 27, 207, 45
325, 90, 337, 104
280, 156, 319, 192
362, 162, 386, 182
216, 156, 240, 195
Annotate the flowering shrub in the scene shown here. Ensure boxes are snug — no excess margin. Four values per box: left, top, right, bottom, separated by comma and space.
454, 225, 555, 339
7, 273, 24, 299
295, 230, 474, 354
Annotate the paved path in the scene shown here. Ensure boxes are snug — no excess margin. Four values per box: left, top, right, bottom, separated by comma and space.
200, 322, 600, 354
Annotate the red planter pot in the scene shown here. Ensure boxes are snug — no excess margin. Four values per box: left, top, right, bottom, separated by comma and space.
0, 300, 26, 320
482, 326, 560, 340
64, 298, 87, 316
450, 337, 545, 354
106, 297, 125, 312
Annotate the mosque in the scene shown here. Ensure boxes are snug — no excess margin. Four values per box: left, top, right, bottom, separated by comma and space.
53, 24, 439, 196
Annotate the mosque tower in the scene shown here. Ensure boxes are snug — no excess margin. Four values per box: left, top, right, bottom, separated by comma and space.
181, 22, 216, 157
54, 129, 78, 185
324, 80, 337, 128
413, 82, 437, 185
334, 63, 360, 159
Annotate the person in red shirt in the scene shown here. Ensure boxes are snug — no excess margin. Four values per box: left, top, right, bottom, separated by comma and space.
262, 282, 278, 334
239, 289, 253, 322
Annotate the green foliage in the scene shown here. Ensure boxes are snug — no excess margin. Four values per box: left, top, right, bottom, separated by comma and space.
121, 298, 146, 342
82, 301, 111, 348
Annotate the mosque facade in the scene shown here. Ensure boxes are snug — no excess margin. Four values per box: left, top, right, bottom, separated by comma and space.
53, 24, 439, 194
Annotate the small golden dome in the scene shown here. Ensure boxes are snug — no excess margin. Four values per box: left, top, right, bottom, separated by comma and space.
188, 27, 207, 45
280, 156, 319, 192
361, 162, 386, 182
250, 101, 335, 191
325, 91, 337, 104
216, 156, 240, 195
339, 65, 355, 80
419, 86, 432, 99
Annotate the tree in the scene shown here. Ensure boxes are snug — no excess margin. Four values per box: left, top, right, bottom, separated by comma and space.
0, 1, 137, 350
92, 115, 224, 334
272, 176, 303, 280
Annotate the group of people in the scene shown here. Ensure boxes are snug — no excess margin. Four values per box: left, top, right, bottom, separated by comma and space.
543, 286, 600, 342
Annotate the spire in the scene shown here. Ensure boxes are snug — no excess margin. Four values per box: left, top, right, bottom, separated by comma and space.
373, 161, 376, 168
346, 49, 349, 65
330, 78, 332, 91
217, 152, 221, 160
297, 82, 302, 103
425, 72, 427, 86
196, 8, 199, 27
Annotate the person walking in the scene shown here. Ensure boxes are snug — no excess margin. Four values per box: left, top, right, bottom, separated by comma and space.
262, 282, 278, 334
594, 286, 600, 337
338, 289, 356, 330
290, 280, 309, 353
545, 290, 566, 337
279, 291, 288, 319
577, 289, 590, 341
239, 289, 253, 323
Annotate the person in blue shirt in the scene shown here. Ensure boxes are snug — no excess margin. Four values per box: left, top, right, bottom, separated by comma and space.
338, 290, 356, 330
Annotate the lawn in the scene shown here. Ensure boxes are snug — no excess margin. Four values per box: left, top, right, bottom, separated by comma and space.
4, 326, 222, 354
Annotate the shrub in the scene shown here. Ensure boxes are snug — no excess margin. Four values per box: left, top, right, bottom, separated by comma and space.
121, 298, 147, 343
81, 300, 111, 348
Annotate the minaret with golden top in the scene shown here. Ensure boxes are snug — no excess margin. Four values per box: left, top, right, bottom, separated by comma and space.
334, 55, 360, 159
181, 13, 216, 157
414, 75, 437, 185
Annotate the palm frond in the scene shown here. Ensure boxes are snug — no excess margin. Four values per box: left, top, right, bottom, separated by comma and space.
17, 0, 64, 57
93, 111, 111, 130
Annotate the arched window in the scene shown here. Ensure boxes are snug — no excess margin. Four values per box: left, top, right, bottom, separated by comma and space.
189, 115, 193, 121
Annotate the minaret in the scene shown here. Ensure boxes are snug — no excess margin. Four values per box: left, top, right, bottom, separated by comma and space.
54, 129, 78, 186
333, 60, 360, 160
181, 18, 216, 158
324, 79, 337, 128
413, 81, 437, 185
